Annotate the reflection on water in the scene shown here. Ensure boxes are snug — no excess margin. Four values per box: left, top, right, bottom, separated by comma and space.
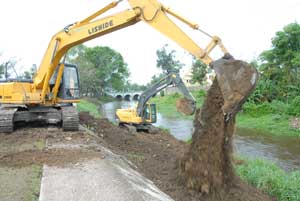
101, 101, 300, 171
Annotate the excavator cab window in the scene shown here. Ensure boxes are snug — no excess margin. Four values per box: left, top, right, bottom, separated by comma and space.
56, 64, 80, 100
143, 103, 157, 123
150, 103, 157, 123
143, 105, 151, 120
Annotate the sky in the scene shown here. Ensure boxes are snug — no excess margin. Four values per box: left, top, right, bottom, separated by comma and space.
0, 0, 299, 85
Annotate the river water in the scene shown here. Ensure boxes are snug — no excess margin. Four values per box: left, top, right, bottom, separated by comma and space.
100, 101, 300, 172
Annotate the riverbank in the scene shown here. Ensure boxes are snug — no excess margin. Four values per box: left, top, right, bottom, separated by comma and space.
76, 95, 115, 118
150, 92, 300, 137
235, 157, 300, 201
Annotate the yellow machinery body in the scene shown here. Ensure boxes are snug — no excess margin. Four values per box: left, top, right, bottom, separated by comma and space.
116, 103, 157, 124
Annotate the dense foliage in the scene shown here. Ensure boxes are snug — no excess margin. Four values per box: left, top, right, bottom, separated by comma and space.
67, 45, 130, 97
156, 44, 183, 73
249, 23, 300, 105
191, 57, 208, 84
147, 44, 183, 86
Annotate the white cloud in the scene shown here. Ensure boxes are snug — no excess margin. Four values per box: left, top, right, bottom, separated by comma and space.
0, 0, 299, 84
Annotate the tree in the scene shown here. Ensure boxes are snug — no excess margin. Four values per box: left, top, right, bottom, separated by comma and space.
191, 57, 208, 84
259, 22, 300, 102
0, 58, 16, 79
67, 45, 130, 96
84, 46, 130, 93
126, 83, 147, 92
22, 64, 37, 79
156, 44, 183, 73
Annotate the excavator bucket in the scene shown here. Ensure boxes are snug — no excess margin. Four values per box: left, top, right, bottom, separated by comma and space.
211, 57, 259, 118
176, 98, 196, 115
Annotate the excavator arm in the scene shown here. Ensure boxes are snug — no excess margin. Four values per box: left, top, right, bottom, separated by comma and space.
136, 70, 196, 118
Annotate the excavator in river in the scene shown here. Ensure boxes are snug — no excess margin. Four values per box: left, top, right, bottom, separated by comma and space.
115, 70, 196, 133
0, 0, 258, 133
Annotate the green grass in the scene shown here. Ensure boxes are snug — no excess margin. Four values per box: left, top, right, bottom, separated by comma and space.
127, 152, 145, 164
25, 165, 43, 201
33, 139, 45, 151
76, 99, 101, 118
150, 91, 204, 119
237, 113, 300, 137
235, 157, 300, 201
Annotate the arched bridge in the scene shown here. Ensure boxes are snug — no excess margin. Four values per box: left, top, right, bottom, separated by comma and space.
108, 92, 142, 101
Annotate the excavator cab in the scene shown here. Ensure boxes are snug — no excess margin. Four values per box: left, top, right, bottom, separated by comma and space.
143, 103, 157, 123
59, 64, 80, 100
50, 64, 80, 100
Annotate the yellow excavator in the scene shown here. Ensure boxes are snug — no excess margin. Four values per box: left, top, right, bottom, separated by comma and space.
116, 70, 196, 133
0, 0, 258, 133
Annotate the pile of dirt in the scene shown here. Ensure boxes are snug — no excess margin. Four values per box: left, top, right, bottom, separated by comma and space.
79, 109, 270, 201
180, 79, 269, 200
180, 79, 233, 193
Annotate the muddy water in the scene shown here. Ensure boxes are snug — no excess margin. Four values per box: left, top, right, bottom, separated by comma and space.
101, 101, 300, 171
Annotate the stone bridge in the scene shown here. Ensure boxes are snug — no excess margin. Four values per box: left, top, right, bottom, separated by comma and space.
107, 92, 142, 101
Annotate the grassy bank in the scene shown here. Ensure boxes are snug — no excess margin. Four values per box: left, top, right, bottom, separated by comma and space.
149, 92, 300, 137
150, 91, 205, 120
235, 157, 300, 201
76, 95, 115, 118
76, 98, 102, 118
237, 114, 299, 136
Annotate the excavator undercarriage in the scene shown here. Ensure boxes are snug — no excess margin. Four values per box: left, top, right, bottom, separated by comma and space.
0, 105, 79, 133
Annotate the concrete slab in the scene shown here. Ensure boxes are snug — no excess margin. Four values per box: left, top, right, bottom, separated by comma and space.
39, 137, 174, 201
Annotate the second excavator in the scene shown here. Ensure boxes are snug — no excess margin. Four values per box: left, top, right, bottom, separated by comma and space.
0, 0, 258, 132
116, 70, 196, 133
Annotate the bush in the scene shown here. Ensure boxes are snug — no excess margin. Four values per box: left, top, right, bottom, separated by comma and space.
287, 96, 300, 116
242, 100, 291, 117
242, 102, 273, 117
270, 100, 289, 115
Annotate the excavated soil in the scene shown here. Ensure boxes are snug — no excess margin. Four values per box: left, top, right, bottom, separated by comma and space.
79, 100, 271, 201
180, 79, 269, 200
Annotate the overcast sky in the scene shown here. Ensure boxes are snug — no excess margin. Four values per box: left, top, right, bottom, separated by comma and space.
0, 0, 299, 84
